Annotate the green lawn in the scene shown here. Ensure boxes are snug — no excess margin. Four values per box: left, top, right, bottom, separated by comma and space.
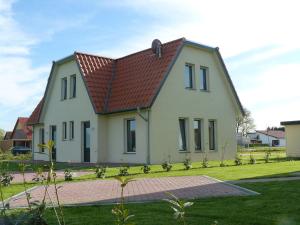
9, 180, 297, 225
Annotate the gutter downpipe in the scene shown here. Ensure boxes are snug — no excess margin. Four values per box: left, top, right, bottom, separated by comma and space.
137, 107, 150, 164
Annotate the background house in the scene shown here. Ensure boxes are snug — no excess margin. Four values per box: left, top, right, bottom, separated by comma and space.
0, 117, 32, 152
281, 120, 300, 157
247, 130, 285, 147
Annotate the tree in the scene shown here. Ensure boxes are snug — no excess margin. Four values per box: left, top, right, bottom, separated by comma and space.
0, 129, 5, 140
236, 108, 255, 136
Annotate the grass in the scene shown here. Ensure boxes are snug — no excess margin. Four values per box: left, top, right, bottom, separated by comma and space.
1, 183, 35, 200
8, 180, 300, 225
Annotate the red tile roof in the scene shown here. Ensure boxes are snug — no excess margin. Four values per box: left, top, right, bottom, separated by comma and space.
3, 131, 12, 140
256, 130, 285, 139
27, 99, 44, 125
11, 117, 32, 139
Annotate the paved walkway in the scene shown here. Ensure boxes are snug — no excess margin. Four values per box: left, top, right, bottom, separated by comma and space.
7, 176, 257, 208
229, 176, 300, 184
11, 171, 92, 183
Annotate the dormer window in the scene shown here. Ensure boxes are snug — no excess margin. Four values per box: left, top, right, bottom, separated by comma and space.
184, 64, 194, 89
61, 77, 67, 100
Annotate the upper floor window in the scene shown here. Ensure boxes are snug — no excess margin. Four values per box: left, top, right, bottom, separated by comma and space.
126, 119, 136, 153
61, 77, 67, 100
69, 121, 74, 140
62, 122, 67, 140
200, 67, 208, 91
70, 75, 76, 98
178, 118, 188, 151
184, 64, 194, 89
194, 119, 203, 151
209, 120, 216, 150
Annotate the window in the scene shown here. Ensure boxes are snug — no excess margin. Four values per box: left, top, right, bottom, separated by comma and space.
69, 121, 74, 140
209, 120, 216, 150
184, 64, 194, 88
178, 118, 188, 151
62, 122, 67, 140
200, 67, 208, 91
39, 128, 45, 152
126, 119, 136, 153
61, 77, 67, 100
70, 75, 76, 98
194, 119, 203, 151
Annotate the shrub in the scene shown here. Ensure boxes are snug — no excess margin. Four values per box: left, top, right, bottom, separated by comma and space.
32, 167, 45, 182
141, 165, 151, 174
234, 154, 242, 166
0, 172, 13, 186
202, 156, 209, 168
119, 166, 130, 176
95, 165, 107, 178
264, 151, 271, 163
64, 169, 73, 181
162, 161, 172, 172
183, 159, 192, 170
248, 143, 269, 147
249, 154, 256, 164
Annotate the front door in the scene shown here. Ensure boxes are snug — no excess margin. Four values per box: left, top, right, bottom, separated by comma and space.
83, 121, 90, 162
50, 125, 57, 161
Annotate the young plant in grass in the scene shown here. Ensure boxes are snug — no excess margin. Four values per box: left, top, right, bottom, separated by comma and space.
234, 154, 242, 166
119, 166, 130, 176
249, 153, 256, 164
95, 165, 107, 178
220, 141, 228, 167
202, 153, 209, 168
64, 169, 73, 181
0, 162, 13, 186
264, 150, 271, 163
183, 159, 192, 170
112, 176, 135, 225
162, 161, 172, 172
141, 165, 151, 174
163, 192, 194, 225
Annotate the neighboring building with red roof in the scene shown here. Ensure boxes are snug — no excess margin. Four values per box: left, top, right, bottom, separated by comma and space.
0, 117, 32, 152
248, 130, 286, 147
281, 120, 300, 157
28, 38, 244, 164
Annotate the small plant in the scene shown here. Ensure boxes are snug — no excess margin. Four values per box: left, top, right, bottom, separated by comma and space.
95, 165, 107, 178
64, 169, 73, 181
164, 192, 193, 225
112, 176, 135, 225
0, 172, 13, 186
119, 166, 130, 176
220, 141, 228, 168
234, 154, 242, 166
162, 161, 172, 172
219, 162, 226, 167
141, 165, 151, 174
202, 155, 209, 168
183, 159, 192, 170
32, 167, 45, 182
264, 151, 271, 163
249, 153, 256, 164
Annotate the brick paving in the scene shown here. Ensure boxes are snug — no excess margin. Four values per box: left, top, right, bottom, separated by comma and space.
11, 171, 92, 184
7, 176, 257, 208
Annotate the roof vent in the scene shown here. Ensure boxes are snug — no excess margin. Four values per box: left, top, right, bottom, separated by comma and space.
151, 39, 162, 58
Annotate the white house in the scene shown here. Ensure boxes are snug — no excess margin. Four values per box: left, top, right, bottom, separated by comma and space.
28, 38, 244, 164
248, 130, 285, 147
280, 121, 300, 157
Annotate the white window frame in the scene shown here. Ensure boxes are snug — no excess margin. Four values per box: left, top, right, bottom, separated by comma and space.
194, 119, 203, 151
39, 128, 45, 152
184, 63, 195, 89
69, 121, 74, 140
178, 118, 189, 151
200, 66, 209, 91
125, 118, 136, 153
61, 77, 67, 100
62, 122, 67, 140
70, 75, 76, 98
208, 120, 217, 151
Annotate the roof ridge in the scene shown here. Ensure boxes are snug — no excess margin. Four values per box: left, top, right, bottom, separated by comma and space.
115, 37, 185, 61
75, 51, 114, 60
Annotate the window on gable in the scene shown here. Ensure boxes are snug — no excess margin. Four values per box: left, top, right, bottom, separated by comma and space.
184, 64, 194, 89
70, 75, 76, 98
62, 122, 67, 140
200, 67, 208, 91
209, 120, 216, 150
69, 121, 74, 140
194, 119, 203, 151
126, 119, 136, 153
178, 118, 188, 151
39, 128, 45, 152
61, 78, 67, 100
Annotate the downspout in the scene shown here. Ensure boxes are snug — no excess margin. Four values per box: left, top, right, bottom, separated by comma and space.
137, 107, 150, 164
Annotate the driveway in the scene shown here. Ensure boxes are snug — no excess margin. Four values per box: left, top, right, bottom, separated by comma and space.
7, 176, 258, 208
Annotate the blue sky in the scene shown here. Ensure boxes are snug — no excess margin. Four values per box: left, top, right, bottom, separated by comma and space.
1, 0, 300, 131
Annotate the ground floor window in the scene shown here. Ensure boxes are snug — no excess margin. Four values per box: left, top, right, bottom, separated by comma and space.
39, 128, 45, 152
179, 118, 188, 151
126, 119, 136, 153
69, 121, 74, 140
194, 119, 203, 151
209, 120, 216, 150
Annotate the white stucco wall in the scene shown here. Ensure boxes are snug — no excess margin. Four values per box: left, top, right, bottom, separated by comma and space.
248, 132, 285, 147
285, 125, 300, 157
33, 59, 99, 163
149, 45, 240, 164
